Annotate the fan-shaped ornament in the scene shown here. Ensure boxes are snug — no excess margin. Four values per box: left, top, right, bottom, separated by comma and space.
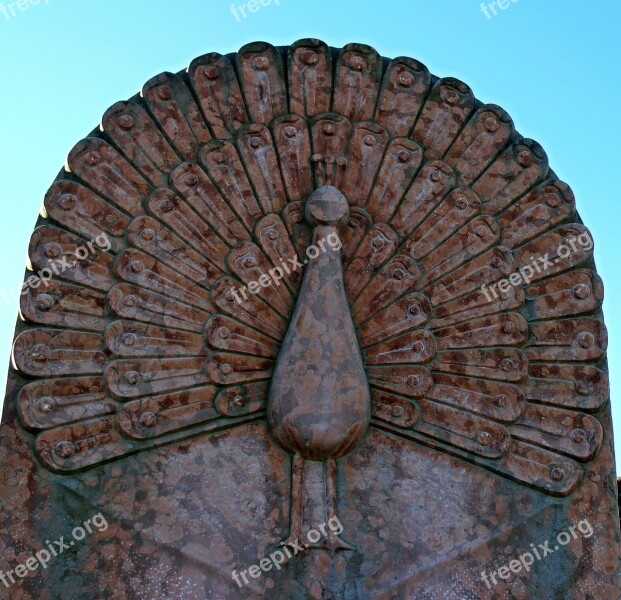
1, 40, 619, 598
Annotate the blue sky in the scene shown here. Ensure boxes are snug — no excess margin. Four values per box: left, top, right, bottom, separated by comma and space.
0, 0, 619, 466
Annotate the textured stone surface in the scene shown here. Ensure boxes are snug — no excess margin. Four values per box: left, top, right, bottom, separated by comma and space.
0, 40, 619, 598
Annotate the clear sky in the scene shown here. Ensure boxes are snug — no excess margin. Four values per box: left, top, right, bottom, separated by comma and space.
0, 0, 619, 465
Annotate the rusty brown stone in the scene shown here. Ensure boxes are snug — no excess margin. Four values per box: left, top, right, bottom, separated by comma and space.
0, 40, 619, 599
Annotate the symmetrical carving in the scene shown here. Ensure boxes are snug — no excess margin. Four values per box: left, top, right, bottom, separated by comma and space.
10, 41, 610, 550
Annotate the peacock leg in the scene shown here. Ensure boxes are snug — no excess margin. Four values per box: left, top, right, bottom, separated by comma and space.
282, 452, 304, 547
282, 457, 352, 552
324, 458, 354, 551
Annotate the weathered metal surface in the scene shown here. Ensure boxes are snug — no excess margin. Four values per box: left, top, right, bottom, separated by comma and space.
0, 41, 619, 599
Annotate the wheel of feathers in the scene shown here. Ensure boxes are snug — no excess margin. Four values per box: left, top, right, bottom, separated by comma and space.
10, 40, 608, 543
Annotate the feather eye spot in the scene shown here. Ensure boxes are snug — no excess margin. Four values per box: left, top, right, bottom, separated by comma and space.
36, 396, 55, 413
125, 371, 140, 386
397, 150, 411, 163
252, 56, 269, 71
140, 228, 155, 241
397, 71, 414, 88
550, 466, 566, 482
575, 380, 592, 396
183, 173, 198, 187
122, 334, 137, 347
300, 50, 318, 66
129, 261, 144, 274
483, 116, 499, 133
31, 344, 50, 364
577, 332, 595, 349
35, 294, 55, 311
500, 358, 515, 372
348, 55, 366, 72
363, 135, 377, 147
202, 65, 220, 80
157, 85, 174, 100
570, 428, 587, 444
57, 193, 77, 211
139, 412, 157, 428
573, 284, 591, 300
118, 114, 134, 130
55, 441, 75, 459
494, 394, 508, 408
84, 151, 101, 166
43, 242, 62, 259
476, 431, 493, 447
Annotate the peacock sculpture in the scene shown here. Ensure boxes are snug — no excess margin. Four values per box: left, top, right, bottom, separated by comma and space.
12, 40, 608, 554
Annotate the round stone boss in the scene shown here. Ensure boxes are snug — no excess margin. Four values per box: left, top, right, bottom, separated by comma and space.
1, 40, 618, 598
